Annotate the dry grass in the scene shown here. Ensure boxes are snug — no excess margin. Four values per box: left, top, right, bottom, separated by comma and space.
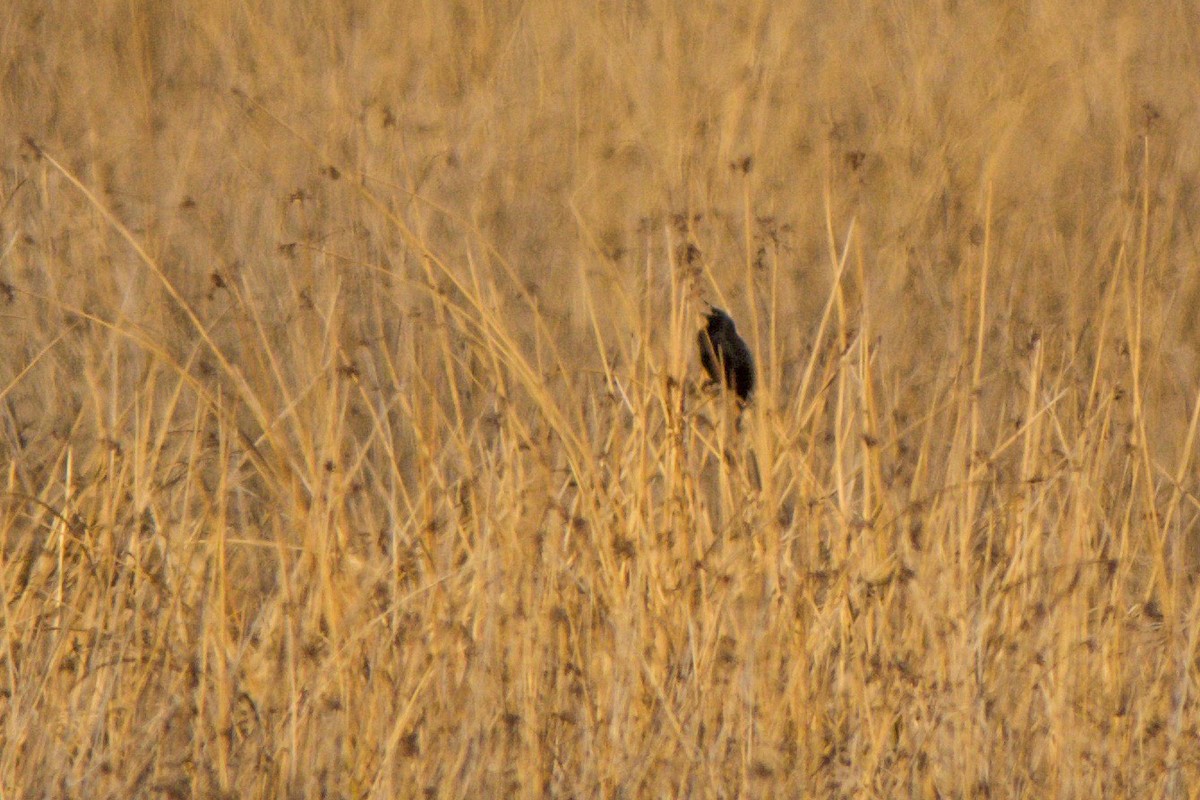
2, 1, 1200, 797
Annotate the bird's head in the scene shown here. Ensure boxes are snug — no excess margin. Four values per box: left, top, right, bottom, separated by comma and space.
704, 304, 737, 336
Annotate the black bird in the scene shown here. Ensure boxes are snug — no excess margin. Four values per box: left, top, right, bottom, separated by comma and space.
697, 306, 755, 401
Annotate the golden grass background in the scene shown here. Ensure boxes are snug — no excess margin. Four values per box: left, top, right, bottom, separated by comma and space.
3, 1, 1200, 796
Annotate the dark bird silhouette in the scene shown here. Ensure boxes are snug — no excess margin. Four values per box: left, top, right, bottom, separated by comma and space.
697, 306, 755, 401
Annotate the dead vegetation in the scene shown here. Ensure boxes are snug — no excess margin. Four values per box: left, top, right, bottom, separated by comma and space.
1, 1, 1199, 797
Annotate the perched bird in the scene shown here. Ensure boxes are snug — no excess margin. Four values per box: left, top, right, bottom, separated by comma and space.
697, 306, 755, 401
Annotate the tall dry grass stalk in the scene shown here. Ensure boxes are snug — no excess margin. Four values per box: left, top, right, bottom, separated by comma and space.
1, 1, 1199, 796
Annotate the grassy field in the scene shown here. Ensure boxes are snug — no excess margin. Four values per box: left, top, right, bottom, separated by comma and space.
2, 1, 1200, 797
